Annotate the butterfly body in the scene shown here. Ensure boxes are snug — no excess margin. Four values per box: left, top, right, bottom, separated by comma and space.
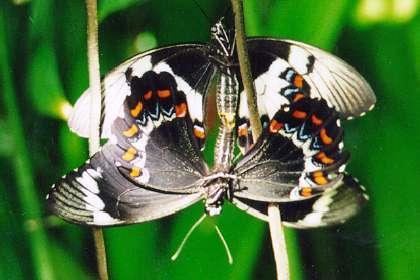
47, 19, 375, 228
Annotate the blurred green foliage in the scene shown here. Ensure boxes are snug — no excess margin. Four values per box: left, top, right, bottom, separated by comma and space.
0, 0, 419, 279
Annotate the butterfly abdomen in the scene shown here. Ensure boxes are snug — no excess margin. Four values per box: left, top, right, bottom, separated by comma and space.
214, 67, 240, 171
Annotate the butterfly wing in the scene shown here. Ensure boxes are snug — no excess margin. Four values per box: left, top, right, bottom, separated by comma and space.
48, 154, 203, 226
232, 97, 367, 227
237, 38, 376, 152
48, 64, 210, 226
68, 44, 213, 150
233, 174, 368, 228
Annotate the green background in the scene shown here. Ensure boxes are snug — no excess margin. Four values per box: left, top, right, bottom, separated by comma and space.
0, 0, 419, 279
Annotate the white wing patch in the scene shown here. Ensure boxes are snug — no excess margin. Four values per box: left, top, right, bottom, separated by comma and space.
68, 55, 154, 138
295, 186, 337, 228
285, 40, 376, 118
238, 58, 290, 121
93, 212, 121, 225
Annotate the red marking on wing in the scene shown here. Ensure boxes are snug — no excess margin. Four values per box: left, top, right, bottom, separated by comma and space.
269, 119, 283, 133
175, 102, 187, 117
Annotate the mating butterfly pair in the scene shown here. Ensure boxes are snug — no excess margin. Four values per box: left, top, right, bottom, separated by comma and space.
47, 20, 375, 228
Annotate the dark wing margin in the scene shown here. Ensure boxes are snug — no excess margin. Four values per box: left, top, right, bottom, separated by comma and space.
232, 174, 368, 228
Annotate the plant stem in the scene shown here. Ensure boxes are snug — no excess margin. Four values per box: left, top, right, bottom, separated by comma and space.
92, 227, 108, 280
86, 0, 102, 155
0, 10, 55, 280
85, 0, 109, 279
268, 204, 290, 280
230, 1, 289, 279
230, 0, 262, 142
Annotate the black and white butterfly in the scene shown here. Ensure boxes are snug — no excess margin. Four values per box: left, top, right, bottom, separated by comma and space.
47, 19, 375, 228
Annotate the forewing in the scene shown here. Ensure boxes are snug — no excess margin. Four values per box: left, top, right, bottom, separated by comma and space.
48, 67, 209, 225
237, 38, 375, 152
68, 44, 213, 150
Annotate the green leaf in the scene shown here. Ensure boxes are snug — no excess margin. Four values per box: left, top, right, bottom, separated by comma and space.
0, 180, 25, 280
245, 0, 352, 49
48, 241, 94, 280
350, 24, 420, 280
0, 119, 14, 156
0, 6, 55, 279
28, 0, 67, 119
99, 0, 148, 21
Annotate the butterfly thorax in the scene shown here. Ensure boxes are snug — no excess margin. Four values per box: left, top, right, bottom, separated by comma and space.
202, 172, 236, 216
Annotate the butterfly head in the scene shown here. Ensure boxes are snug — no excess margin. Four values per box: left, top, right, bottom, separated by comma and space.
210, 18, 236, 60
203, 179, 225, 216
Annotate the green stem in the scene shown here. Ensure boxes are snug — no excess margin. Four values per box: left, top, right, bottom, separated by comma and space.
0, 10, 54, 280
86, 0, 102, 155
230, 1, 289, 279
85, 0, 108, 279
230, 0, 262, 142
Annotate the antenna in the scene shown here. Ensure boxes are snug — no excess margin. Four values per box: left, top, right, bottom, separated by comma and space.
215, 225, 233, 264
171, 214, 207, 261
171, 213, 234, 264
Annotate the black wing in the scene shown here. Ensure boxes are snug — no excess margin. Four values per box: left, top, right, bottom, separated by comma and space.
232, 97, 367, 227
68, 44, 214, 149
237, 38, 376, 152
48, 61, 211, 225
233, 174, 368, 228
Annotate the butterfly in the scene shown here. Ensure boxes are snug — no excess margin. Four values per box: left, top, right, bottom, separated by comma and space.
47, 19, 375, 229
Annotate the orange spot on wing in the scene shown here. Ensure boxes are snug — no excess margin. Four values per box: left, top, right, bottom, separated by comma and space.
313, 171, 323, 177
294, 75, 304, 88
315, 152, 334, 164
300, 187, 312, 197
269, 119, 283, 133
312, 171, 328, 185
130, 102, 143, 117
314, 176, 328, 185
293, 93, 305, 102
122, 147, 137, 161
238, 125, 248, 137
143, 90, 152, 100
292, 110, 307, 119
158, 89, 171, 98
320, 128, 333, 145
123, 124, 139, 137
193, 126, 205, 139
311, 114, 323, 125
130, 167, 142, 177
175, 102, 187, 117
